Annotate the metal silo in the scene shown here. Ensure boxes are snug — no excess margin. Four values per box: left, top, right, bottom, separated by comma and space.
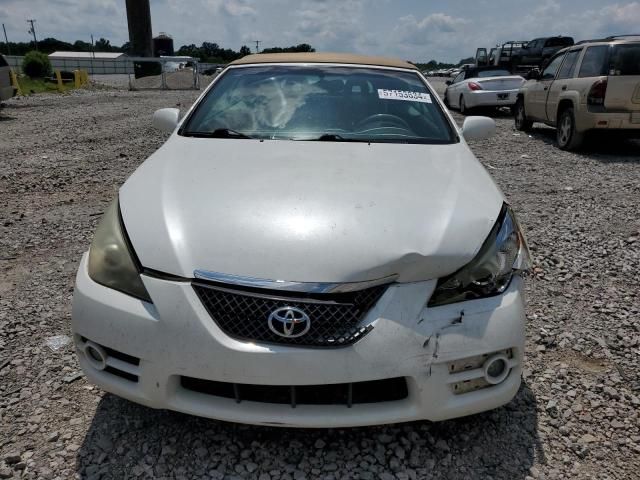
153, 32, 174, 56
125, 0, 153, 57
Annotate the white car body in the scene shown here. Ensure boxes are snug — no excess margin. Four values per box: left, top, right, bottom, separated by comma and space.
72, 53, 528, 427
446, 69, 525, 112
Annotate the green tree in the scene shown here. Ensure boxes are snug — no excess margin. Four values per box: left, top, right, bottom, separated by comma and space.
22, 51, 52, 78
94, 38, 112, 52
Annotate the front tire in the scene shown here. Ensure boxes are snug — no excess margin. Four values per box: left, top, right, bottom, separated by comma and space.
443, 89, 450, 108
556, 107, 584, 151
514, 98, 533, 131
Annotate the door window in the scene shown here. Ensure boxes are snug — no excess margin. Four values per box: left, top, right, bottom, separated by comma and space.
557, 50, 581, 79
452, 72, 464, 84
578, 46, 608, 78
541, 54, 566, 80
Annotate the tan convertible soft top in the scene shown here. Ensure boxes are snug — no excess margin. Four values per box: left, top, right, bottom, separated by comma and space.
229, 52, 418, 70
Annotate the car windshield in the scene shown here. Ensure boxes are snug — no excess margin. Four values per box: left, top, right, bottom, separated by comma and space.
476, 69, 512, 78
181, 65, 455, 144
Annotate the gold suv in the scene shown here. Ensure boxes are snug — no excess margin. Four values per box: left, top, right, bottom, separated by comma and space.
514, 35, 640, 150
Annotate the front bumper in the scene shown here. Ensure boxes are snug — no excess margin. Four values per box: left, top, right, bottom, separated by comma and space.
71, 253, 526, 427
465, 89, 519, 108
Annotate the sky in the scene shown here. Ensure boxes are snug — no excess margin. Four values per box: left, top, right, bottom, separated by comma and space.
1, 0, 639, 62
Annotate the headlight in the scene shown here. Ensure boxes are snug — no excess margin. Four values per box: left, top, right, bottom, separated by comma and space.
428, 204, 531, 307
88, 198, 152, 302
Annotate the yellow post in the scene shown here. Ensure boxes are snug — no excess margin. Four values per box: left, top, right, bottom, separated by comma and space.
82, 69, 89, 85
54, 69, 64, 92
9, 70, 23, 96
74, 70, 81, 88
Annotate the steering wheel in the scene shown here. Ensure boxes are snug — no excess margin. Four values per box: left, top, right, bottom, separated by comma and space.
354, 114, 412, 132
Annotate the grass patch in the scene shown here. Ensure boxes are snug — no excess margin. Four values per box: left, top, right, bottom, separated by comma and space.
17, 76, 75, 95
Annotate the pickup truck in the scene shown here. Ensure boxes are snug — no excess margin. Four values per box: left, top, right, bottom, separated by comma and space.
514, 36, 574, 68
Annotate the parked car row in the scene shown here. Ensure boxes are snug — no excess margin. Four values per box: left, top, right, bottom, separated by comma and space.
425, 67, 462, 77
442, 35, 640, 151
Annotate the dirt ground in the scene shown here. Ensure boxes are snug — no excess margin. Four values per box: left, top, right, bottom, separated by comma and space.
0, 78, 639, 479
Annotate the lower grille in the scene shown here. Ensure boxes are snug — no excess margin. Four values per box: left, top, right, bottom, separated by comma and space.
193, 282, 388, 347
78, 336, 140, 383
180, 376, 408, 407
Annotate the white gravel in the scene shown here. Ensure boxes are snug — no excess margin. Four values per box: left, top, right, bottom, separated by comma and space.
0, 79, 638, 479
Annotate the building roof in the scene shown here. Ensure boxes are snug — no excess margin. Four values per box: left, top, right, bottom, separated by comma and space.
49, 51, 126, 59
230, 52, 418, 70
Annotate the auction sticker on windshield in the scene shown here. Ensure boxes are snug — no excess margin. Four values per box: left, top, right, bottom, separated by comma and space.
377, 89, 432, 103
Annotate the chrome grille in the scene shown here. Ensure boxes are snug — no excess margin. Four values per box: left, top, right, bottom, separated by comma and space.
192, 282, 388, 347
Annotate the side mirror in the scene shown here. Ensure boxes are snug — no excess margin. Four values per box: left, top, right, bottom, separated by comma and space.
461, 116, 495, 141
152, 108, 180, 133
527, 69, 541, 81
445, 80, 452, 86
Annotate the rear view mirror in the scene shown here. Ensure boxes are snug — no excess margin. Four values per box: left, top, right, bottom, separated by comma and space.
526, 69, 541, 81
461, 116, 495, 141
445, 80, 452, 86
152, 108, 180, 133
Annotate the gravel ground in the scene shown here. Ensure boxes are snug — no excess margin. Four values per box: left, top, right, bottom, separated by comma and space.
0, 79, 639, 480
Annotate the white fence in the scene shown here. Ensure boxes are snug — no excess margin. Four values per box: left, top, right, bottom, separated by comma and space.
5, 55, 201, 90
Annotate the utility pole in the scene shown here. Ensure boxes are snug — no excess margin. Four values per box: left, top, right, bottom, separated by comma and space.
27, 19, 37, 50
90, 34, 95, 73
254, 40, 261, 53
2, 23, 10, 56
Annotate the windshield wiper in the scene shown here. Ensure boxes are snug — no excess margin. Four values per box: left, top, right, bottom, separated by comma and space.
309, 134, 367, 142
182, 128, 254, 139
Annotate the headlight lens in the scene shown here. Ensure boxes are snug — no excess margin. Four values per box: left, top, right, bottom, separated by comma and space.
428, 205, 531, 307
88, 198, 152, 302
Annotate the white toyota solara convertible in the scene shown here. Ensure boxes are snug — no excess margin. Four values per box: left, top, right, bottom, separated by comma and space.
72, 53, 531, 427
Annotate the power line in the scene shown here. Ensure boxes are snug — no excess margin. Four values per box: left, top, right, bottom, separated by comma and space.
254, 40, 261, 53
27, 19, 37, 50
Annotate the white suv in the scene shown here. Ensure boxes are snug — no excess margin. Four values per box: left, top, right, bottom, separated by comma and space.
514, 36, 640, 150
0, 55, 17, 102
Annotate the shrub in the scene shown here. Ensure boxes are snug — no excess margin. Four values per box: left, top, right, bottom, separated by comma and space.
22, 51, 52, 78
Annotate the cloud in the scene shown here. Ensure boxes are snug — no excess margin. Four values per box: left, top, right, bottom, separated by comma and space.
1, 0, 639, 62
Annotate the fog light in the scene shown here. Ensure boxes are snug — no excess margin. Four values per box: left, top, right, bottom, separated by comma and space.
483, 353, 510, 385
83, 341, 107, 371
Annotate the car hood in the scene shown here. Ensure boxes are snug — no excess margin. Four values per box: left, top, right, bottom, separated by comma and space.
120, 136, 504, 283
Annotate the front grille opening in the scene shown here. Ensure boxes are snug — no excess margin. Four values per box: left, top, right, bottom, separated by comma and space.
192, 282, 388, 347
102, 346, 140, 366
180, 376, 408, 407
104, 366, 139, 383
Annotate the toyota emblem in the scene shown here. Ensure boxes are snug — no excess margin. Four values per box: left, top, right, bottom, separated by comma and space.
268, 306, 311, 338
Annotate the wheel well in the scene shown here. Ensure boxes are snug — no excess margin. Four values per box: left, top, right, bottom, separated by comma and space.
557, 99, 574, 119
